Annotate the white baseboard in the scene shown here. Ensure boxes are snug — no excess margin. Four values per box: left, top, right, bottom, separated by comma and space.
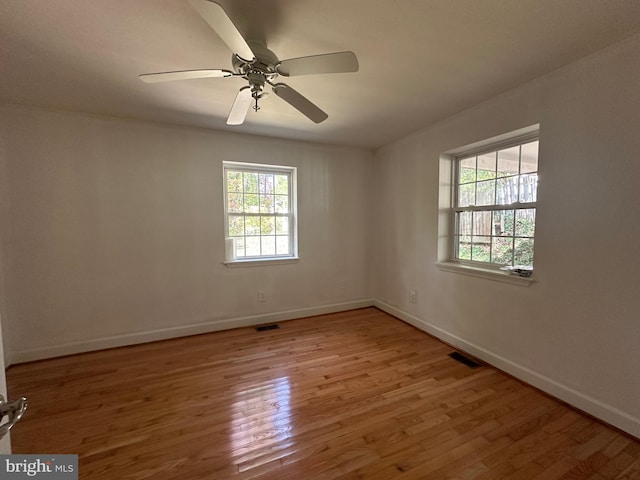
10, 299, 374, 365
373, 299, 640, 439
10, 297, 640, 438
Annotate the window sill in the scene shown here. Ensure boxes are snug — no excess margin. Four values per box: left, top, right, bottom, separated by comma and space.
224, 257, 300, 268
436, 262, 534, 286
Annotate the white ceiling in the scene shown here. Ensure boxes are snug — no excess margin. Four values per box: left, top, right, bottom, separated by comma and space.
2, 0, 640, 149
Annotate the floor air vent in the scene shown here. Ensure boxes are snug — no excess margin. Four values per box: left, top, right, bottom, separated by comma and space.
255, 324, 279, 332
449, 351, 482, 368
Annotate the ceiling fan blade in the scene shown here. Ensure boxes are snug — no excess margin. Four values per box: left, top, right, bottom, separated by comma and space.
227, 86, 253, 125
188, 0, 255, 61
272, 83, 328, 123
277, 51, 359, 77
139, 69, 234, 83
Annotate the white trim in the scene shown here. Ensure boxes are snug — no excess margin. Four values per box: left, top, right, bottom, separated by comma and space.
223, 161, 295, 174
373, 299, 640, 438
454, 202, 536, 213
446, 124, 540, 157
223, 161, 298, 260
224, 257, 300, 267
9, 299, 374, 365
446, 125, 539, 269
436, 261, 534, 286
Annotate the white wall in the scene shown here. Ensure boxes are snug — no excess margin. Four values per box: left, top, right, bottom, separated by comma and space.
0, 107, 373, 362
372, 34, 640, 436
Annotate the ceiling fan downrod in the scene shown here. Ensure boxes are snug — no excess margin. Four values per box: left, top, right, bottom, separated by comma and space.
246, 71, 268, 113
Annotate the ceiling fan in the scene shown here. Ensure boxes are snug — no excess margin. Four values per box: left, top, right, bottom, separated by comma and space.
140, 0, 359, 125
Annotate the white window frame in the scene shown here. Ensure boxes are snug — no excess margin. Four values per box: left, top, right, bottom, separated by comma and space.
436, 125, 539, 285
223, 161, 298, 266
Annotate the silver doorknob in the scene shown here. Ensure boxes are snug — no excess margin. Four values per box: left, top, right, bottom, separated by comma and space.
0, 394, 27, 439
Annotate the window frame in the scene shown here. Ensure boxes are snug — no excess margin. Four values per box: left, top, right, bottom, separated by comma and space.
223, 161, 298, 265
450, 131, 539, 271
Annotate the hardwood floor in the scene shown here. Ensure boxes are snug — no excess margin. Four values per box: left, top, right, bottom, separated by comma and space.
7, 308, 640, 479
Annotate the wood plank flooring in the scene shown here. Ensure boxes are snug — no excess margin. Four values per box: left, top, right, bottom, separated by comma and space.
7, 308, 640, 479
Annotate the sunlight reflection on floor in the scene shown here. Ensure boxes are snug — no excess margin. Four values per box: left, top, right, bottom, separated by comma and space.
230, 376, 293, 458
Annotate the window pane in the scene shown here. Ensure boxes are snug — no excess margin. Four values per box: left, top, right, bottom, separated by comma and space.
228, 215, 244, 237
459, 157, 476, 183
456, 235, 471, 260
520, 141, 539, 173
243, 172, 259, 193
259, 194, 274, 213
275, 175, 289, 195
497, 146, 520, 178
259, 174, 274, 194
457, 183, 475, 207
515, 209, 536, 237
475, 180, 496, 206
457, 211, 472, 236
476, 152, 496, 180
472, 211, 492, 237
227, 171, 243, 192
514, 238, 534, 266
275, 195, 289, 214
276, 235, 290, 255
245, 216, 260, 235
492, 210, 514, 237
519, 174, 538, 203
235, 237, 246, 257
471, 237, 491, 262
245, 236, 261, 257
491, 237, 514, 265
261, 216, 275, 235
496, 177, 518, 205
244, 194, 259, 213
261, 236, 276, 256
227, 193, 243, 213
276, 217, 289, 235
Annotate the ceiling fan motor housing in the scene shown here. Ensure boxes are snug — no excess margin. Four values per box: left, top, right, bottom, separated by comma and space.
233, 43, 280, 99
232, 42, 279, 75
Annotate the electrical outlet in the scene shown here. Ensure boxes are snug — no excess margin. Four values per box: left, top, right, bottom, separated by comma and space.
409, 289, 417, 303
257, 291, 266, 302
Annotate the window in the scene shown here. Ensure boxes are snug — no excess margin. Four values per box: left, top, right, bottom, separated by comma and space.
452, 134, 539, 269
223, 162, 297, 262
